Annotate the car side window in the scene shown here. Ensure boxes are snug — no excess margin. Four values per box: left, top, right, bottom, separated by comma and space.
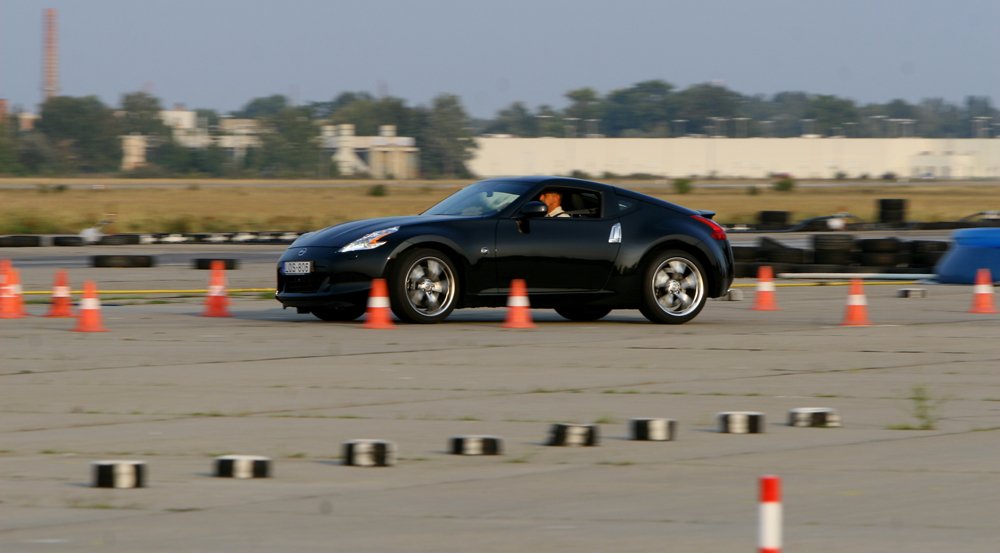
537, 188, 602, 219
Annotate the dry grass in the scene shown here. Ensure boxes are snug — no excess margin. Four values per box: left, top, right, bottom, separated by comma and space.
1, 177, 998, 233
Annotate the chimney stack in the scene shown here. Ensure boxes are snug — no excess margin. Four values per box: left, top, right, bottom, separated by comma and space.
43, 8, 59, 101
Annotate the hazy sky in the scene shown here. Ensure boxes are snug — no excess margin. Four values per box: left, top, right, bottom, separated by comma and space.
2, 0, 998, 117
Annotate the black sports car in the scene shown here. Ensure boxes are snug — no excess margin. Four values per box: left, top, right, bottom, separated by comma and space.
276, 176, 734, 324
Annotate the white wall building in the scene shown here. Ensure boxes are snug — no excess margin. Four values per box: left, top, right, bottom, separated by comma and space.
469, 137, 1000, 180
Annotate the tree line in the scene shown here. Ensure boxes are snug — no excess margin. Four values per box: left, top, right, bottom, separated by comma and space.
1, 81, 997, 178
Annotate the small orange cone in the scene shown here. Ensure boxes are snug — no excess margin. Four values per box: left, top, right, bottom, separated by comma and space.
841, 279, 871, 327
0, 260, 22, 319
73, 280, 108, 332
969, 268, 997, 314
502, 279, 535, 329
9, 268, 27, 317
45, 269, 74, 318
752, 265, 780, 311
202, 260, 232, 317
363, 278, 395, 329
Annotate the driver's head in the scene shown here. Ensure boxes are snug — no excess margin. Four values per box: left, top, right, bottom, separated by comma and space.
539, 191, 562, 212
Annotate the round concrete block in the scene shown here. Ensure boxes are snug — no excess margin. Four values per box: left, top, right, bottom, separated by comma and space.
718, 411, 765, 434
215, 455, 272, 478
788, 407, 842, 428
450, 435, 504, 455
629, 418, 677, 441
343, 439, 396, 467
92, 460, 146, 488
547, 423, 599, 446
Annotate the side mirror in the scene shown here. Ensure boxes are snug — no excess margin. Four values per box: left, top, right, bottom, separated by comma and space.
519, 201, 548, 218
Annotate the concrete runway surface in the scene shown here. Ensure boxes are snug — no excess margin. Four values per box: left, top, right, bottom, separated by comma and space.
1, 245, 999, 553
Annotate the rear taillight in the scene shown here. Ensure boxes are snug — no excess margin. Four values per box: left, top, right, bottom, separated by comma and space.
691, 215, 727, 240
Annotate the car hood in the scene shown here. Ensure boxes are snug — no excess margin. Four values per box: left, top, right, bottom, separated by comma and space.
290, 215, 458, 248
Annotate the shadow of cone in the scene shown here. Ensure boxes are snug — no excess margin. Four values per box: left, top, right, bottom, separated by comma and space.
0, 260, 21, 319
752, 265, 779, 311
502, 279, 535, 329
363, 278, 395, 329
841, 279, 871, 327
46, 269, 74, 318
202, 260, 232, 317
73, 280, 108, 332
969, 268, 997, 314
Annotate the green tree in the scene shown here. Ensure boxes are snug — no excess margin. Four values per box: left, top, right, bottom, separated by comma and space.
37, 96, 121, 172
673, 83, 742, 136
416, 94, 477, 178
804, 95, 859, 136
252, 107, 320, 176
120, 91, 170, 138
0, 118, 22, 174
602, 80, 675, 137
234, 94, 290, 119
482, 101, 538, 136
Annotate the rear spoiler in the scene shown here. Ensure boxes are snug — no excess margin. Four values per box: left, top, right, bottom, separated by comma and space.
696, 210, 717, 220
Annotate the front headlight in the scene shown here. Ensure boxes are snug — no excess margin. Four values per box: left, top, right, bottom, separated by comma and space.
338, 226, 399, 252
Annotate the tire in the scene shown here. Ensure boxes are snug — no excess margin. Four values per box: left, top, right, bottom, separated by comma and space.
52, 236, 84, 247
859, 252, 900, 267
311, 304, 366, 322
192, 258, 240, 270
1, 235, 42, 247
731, 246, 759, 262
812, 234, 855, 251
858, 238, 902, 253
98, 234, 141, 246
554, 306, 612, 321
388, 248, 459, 324
813, 250, 855, 265
92, 255, 156, 268
638, 250, 707, 325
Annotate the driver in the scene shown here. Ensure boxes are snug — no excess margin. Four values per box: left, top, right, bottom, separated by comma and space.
539, 191, 570, 218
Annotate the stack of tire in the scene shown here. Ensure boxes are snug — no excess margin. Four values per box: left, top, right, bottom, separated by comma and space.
878, 199, 907, 227
757, 210, 790, 231
857, 238, 906, 268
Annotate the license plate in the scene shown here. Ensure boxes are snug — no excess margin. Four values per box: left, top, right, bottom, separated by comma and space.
283, 261, 313, 275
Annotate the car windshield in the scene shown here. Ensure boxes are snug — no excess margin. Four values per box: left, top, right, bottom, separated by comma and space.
423, 180, 531, 217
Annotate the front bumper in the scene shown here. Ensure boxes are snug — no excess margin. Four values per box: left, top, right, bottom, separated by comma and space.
275, 247, 390, 309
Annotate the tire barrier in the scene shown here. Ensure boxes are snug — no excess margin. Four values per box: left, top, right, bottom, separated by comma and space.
812, 234, 855, 265
449, 435, 504, 455
98, 234, 141, 246
215, 455, 272, 478
787, 407, 841, 428
547, 423, 599, 446
757, 210, 790, 231
897, 287, 928, 298
629, 418, 677, 441
0, 235, 43, 247
92, 460, 146, 488
878, 198, 907, 225
91, 255, 156, 268
52, 236, 84, 246
193, 258, 240, 270
718, 411, 765, 434
343, 439, 396, 467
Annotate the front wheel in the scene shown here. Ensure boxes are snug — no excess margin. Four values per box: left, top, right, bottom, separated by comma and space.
388, 248, 459, 323
638, 250, 707, 324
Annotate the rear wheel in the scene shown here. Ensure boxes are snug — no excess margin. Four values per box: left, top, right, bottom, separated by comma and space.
555, 306, 612, 321
389, 248, 459, 323
639, 250, 707, 324
311, 304, 366, 322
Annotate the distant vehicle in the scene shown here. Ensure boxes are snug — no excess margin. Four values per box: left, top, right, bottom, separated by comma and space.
275, 176, 734, 324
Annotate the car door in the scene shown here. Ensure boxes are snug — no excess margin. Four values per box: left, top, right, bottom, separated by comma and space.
495, 186, 621, 292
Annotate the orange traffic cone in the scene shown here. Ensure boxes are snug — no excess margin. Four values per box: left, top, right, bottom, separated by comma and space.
969, 268, 997, 314
502, 279, 535, 329
73, 280, 108, 332
0, 260, 17, 319
202, 260, 232, 317
45, 269, 74, 318
752, 265, 780, 311
841, 279, 871, 327
363, 278, 395, 329
9, 268, 27, 317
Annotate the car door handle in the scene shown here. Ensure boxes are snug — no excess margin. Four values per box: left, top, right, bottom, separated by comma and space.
608, 222, 621, 244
